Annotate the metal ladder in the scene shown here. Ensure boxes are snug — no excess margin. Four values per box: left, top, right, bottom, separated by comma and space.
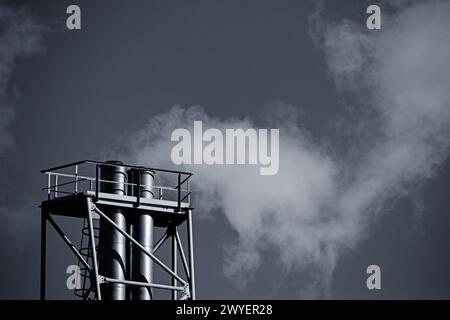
74, 217, 100, 300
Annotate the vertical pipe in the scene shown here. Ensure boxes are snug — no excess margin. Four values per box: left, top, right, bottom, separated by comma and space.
40, 209, 47, 300
172, 227, 178, 300
187, 210, 196, 299
129, 169, 154, 300
98, 161, 127, 300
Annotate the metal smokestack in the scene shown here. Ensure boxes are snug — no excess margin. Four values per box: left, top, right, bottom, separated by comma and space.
128, 169, 155, 300
98, 161, 127, 300
40, 160, 195, 300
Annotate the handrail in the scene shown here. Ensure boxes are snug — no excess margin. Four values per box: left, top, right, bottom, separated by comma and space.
42, 173, 190, 192
40, 160, 87, 173
42, 160, 193, 209
41, 160, 193, 176
41, 178, 89, 190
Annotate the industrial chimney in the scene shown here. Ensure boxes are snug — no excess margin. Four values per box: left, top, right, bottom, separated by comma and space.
128, 168, 155, 300
98, 161, 128, 300
39, 160, 195, 300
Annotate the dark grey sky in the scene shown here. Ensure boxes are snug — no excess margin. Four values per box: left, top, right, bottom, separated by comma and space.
0, 0, 449, 299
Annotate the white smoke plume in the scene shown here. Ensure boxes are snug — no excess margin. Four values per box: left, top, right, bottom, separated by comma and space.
112, 0, 450, 296
0, 5, 46, 243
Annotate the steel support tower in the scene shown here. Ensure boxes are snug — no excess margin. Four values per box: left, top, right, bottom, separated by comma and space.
39, 160, 195, 300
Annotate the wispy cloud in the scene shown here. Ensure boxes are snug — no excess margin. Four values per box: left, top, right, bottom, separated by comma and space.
112, 0, 450, 297
0, 5, 46, 245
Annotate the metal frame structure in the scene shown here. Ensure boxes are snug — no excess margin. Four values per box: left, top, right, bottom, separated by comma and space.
39, 160, 195, 300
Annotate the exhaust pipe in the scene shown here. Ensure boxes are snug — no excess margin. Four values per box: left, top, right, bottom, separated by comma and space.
128, 169, 155, 300
98, 161, 127, 300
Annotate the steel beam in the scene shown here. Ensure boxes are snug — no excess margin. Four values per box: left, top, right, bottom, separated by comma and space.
40, 208, 47, 300
87, 198, 102, 300
187, 210, 196, 299
172, 227, 178, 300
93, 206, 186, 285
153, 232, 169, 254
175, 231, 190, 279
46, 214, 91, 272
101, 276, 185, 291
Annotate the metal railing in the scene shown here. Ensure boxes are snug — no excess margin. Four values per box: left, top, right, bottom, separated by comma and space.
41, 160, 193, 210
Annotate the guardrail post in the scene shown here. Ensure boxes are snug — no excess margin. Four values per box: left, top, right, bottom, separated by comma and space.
55, 175, 58, 198
187, 178, 191, 206
136, 168, 141, 207
95, 163, 99, 201
40, 208, 47, 300
75, 165, 79, 194
177, 173, 181, 212
47, 173, 51, 200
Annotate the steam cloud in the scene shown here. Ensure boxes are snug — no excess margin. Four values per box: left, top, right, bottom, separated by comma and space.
0, 5, 46, 242
113, 0, 450, 296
